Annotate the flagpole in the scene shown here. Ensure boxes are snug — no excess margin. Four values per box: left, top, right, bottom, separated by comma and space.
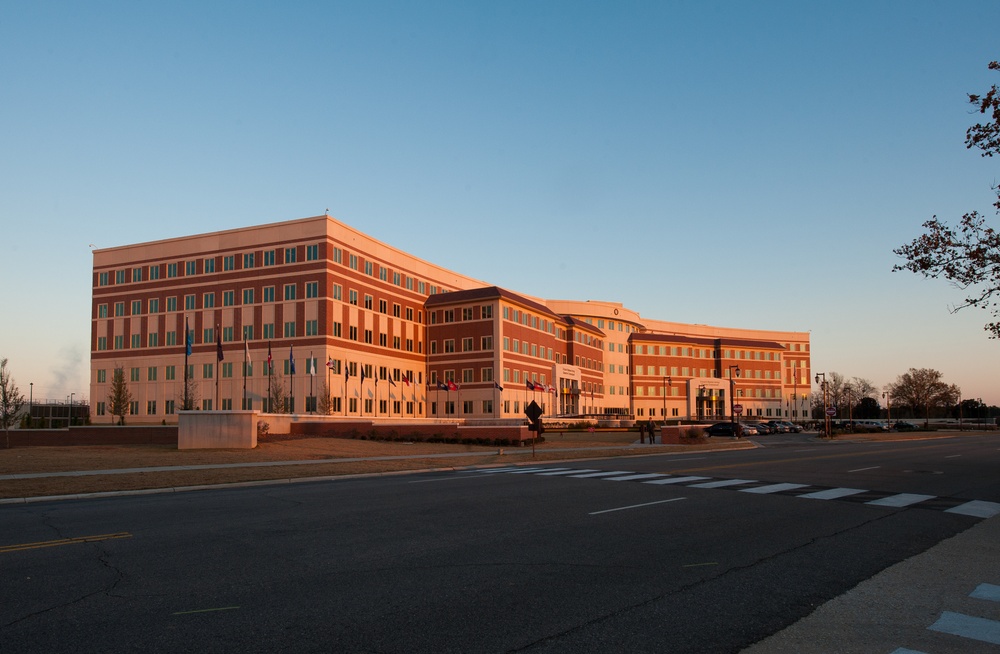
183, 317, 190, 411
309, 351, 314, 414
243, 340, 247, 411
289, 345, 295, 414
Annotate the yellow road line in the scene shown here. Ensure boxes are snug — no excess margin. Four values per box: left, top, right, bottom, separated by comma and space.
0, 532, 132, 553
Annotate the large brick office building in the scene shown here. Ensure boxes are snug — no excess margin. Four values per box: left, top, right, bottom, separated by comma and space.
90, 214, 811, 425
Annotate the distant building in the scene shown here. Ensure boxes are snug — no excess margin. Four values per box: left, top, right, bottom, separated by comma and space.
90, 214, 810, 424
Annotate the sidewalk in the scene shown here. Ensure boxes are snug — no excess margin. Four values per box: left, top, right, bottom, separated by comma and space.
742, 515, 1000, 653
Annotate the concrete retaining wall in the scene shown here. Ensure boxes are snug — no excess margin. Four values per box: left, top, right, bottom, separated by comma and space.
4, 425, 178, 447
178, 411, 258, 449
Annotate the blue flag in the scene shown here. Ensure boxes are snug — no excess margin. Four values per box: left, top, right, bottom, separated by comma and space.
289, 345, 295, 374
185, 319, 193, 356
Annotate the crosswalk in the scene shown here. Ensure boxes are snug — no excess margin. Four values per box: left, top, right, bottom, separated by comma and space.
891, 583, 1000, 652
466, 466, 1000, 519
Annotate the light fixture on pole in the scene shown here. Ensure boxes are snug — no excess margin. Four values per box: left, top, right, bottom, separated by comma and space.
882, 391, 891, 430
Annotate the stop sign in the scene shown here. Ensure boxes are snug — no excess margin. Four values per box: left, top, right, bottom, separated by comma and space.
733, 404, 743, 414
825, 407, 837, 416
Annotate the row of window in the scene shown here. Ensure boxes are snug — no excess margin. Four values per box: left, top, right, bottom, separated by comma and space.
632, 345, 782, 360
429, 305, 494, 324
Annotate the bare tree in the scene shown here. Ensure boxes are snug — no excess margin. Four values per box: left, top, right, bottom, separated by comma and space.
0, 358, 26, 448
107, 366, 133, 425
178, 371, 199, 411
887, 368, 960, 427
317, 379, 333, 415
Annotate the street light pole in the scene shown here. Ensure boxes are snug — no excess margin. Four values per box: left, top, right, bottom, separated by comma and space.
69, 392, 75, 427
29, 382, 33, 429
882, 391, 891, 430
728, 364, 741, 429
815, 373, 828, 436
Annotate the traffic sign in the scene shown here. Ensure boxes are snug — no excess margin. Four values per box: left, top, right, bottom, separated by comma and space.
525, 400, 543, 423
733, 404, 743, 415
825, 407, 837, 416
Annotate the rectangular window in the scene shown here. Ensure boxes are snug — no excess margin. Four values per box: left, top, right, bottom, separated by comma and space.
149, 298, 159, 313
332, 284, 342, 301
306, 282, 318, 298
364, 329, 373, 344
444, 339, 455, 353
165, 365, 175, 381
115, 302, 125, 317
332, 322, 342, 338
98, 272, 109, 286
147, 366, 157, 381
167, 263, 178, 278
379, 299, 387, 314
224, 255, 235, 271
349, 254, 358, 270
263, 250, 276, 266
203, 293, 215, 308
284, 284, 296, 301
222, 362, 233, 378
393, 303, 401, 318
462, 338, 474, 352
482, 305, 493, 319
223, 291, 234, 306
148, 333, 159, 347
306, 320, 318, 336
98, 304, 108, 318
284, 247, 297, 263
263, 286, 275, 302
130, 367, 140, 382
203, 363, 213, 379
263, 323, 274, 339
116, 270, 126, 284
332, 247, 342, 264
284, 322, 295, 337
185, 295, 195, 310
130, 334, 140, 349
243, 325, 253, 340
243, 253, 255, 269
204, 258, 216, 273
204, 327, 214, 343
306, 244, 319, 261
97, 337, 107, 351
132, 267, 142, 282
97, 369, 106, 383
166, 297, 177, 312
364, 295, 373, 310
223, 326, 233, 342
365, 261, 373, 276
349, 290, 358, 305
149, 265, 160, 280
186, 261, 196, 276
463, 308, 473, 321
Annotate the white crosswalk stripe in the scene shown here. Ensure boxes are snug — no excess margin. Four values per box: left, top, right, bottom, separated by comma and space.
867, 493, 936, 508
741, 482, 810, 494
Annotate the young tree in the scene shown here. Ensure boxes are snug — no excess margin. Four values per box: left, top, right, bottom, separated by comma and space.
107, 366, 133, 425
887, 368, 960, 427
0, 358, 26, 448
267, 368, 287, 414
894, 61, 1000, 337
317, 379, 333, 415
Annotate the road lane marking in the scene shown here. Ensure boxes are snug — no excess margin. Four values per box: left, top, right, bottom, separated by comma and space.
568, 471, 632, 478
689, 479, 756, 489
799, 487, 866, 500
536, 468, 595, 476
603, 473, 669, 482
1, 532, 132, 554
172, 606, 241, 616
945, 454, 962, 458
867, 493, 936, 508
929, 611, 1000, 645
589, 497, 686, 515
947, 500, 1000, 519
848, 466, 880, 473
644, 476, 710, 485
971, 583, 1000, 602
740, 483, 810, 494
682, 562, 718, 568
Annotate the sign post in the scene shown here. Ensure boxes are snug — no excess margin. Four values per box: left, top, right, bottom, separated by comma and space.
525, 400, 543, 457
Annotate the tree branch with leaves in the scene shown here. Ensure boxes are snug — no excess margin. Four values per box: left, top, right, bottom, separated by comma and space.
894, 61, 1000, 337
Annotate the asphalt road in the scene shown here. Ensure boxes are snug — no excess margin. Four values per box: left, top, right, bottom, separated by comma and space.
2, 434, 999, 653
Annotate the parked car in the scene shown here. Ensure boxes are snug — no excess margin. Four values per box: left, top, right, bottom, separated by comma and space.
764, 420, 789, 433
779, 421, 803, 433
705, 422, 748, 438
893, 421, 917, 431
746, 421, 772, 434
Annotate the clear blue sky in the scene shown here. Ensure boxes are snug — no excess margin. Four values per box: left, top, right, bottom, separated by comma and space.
3, 1, 1000, 406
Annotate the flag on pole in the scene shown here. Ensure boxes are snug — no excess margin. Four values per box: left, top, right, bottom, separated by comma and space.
326, 358, 335, 370
389, 376, 396, 387
361, 366, 366, 384
447, 380, 458, 391
438, 382, 448, 391
185, 319, 193, 356
216, 326, 224, 361
267, 341, 273, 371
289, 345, 295, 374
345, 362, 350, 381
308, 351, 315, 376
495, 381, 504, 391
402, 373, 410, 386
526, 380, 535, 391
245, 340, 251, 366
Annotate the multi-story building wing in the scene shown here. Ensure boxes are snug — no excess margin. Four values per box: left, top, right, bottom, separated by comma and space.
91, 214, 811, 424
